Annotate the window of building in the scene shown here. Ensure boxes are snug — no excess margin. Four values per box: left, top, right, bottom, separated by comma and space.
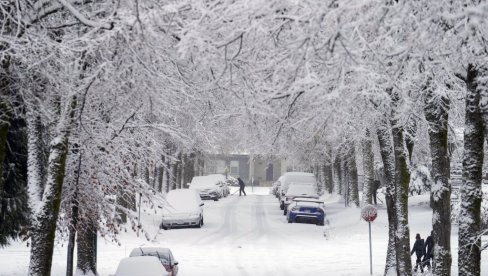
230, 160, 239, 174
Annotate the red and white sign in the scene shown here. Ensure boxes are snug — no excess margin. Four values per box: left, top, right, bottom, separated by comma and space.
361, 205, 378, 222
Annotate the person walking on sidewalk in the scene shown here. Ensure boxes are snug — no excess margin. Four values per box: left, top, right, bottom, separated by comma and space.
411, 233, 425, 273
237, 177, 246, 196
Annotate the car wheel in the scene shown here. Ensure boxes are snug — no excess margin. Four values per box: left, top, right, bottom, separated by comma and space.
213, 198, 219, 201
197, 218, 203, 228
317, 220, 324, 226
288, 218, 293, 223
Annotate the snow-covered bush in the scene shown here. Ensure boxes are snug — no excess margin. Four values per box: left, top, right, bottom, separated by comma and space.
409, 165, 433, 195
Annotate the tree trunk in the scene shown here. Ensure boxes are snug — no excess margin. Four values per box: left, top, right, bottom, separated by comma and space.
323, 148, 334, 194
177, 153, 183, 189
165, 159, 171, 193
424, 82, 452, 276
28, 131, 71, 276
333, 153, 342, 195
76, 215, 97, 275
28, 95, 76, 276
377, 120, 398, 276
343, 158, 349, 206
390, 91, 412, 276
405, 116, 417, 164
347, 144, 359, 207
0, 101, 10, 205
66, 151, 82, 276
459, 64, 484, 276
362, 129, 374, 205
157, 165, 164, 193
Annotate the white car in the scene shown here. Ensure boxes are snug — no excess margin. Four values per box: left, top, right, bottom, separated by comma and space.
282, 184, 319, 215
114, 256, 169, 276
160, 189, 204, 230
129, 247, 179, 276
206, 174, 230, 197
278, 172, 319, 210
189, 176, 223, 200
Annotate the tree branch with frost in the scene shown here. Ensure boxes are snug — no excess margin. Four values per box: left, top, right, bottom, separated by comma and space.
55, 0, 113, 29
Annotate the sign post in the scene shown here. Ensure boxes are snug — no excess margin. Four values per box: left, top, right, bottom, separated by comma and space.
361, 205, 378, 275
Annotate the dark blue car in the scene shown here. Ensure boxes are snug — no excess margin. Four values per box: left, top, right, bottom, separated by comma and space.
286, 197, 325, 226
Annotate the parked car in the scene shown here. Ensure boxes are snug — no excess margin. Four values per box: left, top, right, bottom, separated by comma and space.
189, 176, 222, 200
286, 197, 325, 226
278, 172, 318, 210
283, 184, 319, 215
226, 175, 239, 186
114, 256, 169, 276
129, 247, 179, 276
271, 177, 282, 197
206, 174, 230, 197
160, 189, 204, 230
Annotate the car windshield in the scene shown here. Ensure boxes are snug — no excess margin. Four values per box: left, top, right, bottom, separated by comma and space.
189, 176, 219, 188
285, 185, 317, 197
165, 190, 199, 212
283, 175, 316, 186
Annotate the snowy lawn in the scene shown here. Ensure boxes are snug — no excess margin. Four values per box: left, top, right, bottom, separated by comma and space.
0, 187, 486, 275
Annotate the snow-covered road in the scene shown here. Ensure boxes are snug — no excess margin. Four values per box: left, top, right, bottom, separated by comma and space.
150, 188, 387, 276
1, 187, 486, 275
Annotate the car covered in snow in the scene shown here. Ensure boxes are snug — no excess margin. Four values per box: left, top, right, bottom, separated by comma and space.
278, 172, 319, 210
129, 247, 179, 276
114, 256, 170, 276
206, 174, 230, 197
282, 184, 319, 215
286, 197, 325, 225
189, 176, 223, 200
160, 189, 204, 230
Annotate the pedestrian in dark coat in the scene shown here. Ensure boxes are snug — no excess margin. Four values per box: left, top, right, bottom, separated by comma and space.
237, 177, 246, 196
411, 233, 425, 272
422, 230, 434, 270
372, 180, 381, 204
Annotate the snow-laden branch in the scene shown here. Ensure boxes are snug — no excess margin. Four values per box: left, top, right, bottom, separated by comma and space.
55, 0, 113, 30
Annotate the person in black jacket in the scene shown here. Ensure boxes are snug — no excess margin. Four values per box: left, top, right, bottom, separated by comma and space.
422, 230, 434, 270
237, 177, 246, 196
411, 233, 425, 273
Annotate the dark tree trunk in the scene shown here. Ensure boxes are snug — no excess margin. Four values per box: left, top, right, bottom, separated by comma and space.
183, 153, 195, 188
362, 129, 374, 205
390, 91, 412, 276
377, 120, 398, 275
76, 215, 97, 275
405, 116, 417, 163
165, 159, 171, 193
343, 158, 349, 206
157, 165, 164, 193
459, 64, 484, 276
347, 144, 359, 207
424, 81, 452, 276
333, 153, 342, 195
0, 101, 10, 203
323, 148, 334, 194
176, 152, 183, 189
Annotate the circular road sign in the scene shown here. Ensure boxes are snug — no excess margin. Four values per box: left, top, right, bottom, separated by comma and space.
361, 205, 378, 222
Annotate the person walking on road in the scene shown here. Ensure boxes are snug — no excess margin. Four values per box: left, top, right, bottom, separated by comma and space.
411, 233, 425, 273
237, 177, 246, 196
422, 230, 434, 270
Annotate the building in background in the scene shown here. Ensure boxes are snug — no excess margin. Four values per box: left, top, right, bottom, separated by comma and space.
203, 154, 282, 186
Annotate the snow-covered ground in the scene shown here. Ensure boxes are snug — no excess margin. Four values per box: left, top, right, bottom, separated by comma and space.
0, 187, 486, 275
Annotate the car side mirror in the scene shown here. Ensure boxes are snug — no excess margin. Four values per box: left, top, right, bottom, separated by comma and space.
200, 203, 204, 206
174, 261, 179, 265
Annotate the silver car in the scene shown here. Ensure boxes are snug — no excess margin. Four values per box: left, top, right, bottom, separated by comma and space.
160, 189, 204, 230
